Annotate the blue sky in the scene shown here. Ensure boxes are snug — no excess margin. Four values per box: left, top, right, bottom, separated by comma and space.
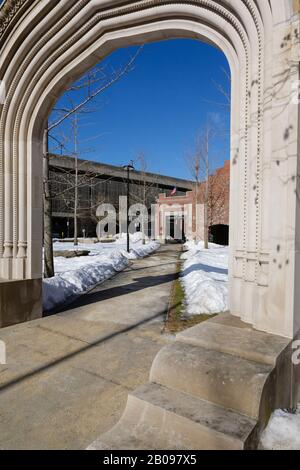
49, 39, 230, 180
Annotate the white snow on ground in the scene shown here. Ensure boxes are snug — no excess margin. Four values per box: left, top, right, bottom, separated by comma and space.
260, 406, 300, 450
180, 240, 229, 316
43, 234, 159, 312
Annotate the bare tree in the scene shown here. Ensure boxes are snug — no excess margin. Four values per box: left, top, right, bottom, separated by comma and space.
72, 113, 79, 245
207, 164, 229, 229
186, 124, 212, 249
43, 47, 143, 277
49, 148, 119, 236
203, 127, 210, 249
43, 124, 54, 278
130, 153, 159, 244
212, 67, 231, 107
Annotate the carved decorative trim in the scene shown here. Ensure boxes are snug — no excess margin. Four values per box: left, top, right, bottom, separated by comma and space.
0, 0, 254, 280
242, 0, 264, 284
0, 0, 27, 38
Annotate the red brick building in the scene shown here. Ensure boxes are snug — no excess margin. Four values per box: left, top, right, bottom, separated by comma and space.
156, 161, 230, 245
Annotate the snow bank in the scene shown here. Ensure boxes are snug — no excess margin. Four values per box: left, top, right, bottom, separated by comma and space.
260, 406, 300, 450
43, 251, 128, 312
122, 241, 159, 260
43, 237, 159, 312
180, 241, 228, 315
114, 232, 146, 243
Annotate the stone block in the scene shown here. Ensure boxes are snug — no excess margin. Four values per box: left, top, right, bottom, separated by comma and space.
0, 279, 42, 328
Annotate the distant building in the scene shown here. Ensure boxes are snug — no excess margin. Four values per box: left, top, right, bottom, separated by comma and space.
49, 154, 194, 238
156, 161, 230, 245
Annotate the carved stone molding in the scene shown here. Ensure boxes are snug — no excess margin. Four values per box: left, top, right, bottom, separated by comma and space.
0, 0, 298, 337
0, 0, 27, 37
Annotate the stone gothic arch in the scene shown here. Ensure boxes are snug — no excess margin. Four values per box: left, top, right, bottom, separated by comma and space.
0, 0, 299, 339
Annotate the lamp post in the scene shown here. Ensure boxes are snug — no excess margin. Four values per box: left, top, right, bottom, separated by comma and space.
123, 161, 135, 253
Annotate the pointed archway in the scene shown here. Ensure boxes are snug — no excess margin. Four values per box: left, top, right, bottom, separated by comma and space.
0, 1, 299, 339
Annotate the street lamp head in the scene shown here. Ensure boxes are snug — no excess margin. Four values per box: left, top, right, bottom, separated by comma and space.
123, 160, 135, 171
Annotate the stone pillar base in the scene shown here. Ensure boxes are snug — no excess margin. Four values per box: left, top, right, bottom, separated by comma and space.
0, 279, 42, 328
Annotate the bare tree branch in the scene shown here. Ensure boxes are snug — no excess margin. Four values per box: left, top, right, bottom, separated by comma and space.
48, 46, 143, 132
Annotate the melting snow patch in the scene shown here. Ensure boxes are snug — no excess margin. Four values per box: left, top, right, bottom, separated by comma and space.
180, 241, 228, 315
260, 406, 300, 450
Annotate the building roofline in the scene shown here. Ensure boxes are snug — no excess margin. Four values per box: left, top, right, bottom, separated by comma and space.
49, 154, 194, 190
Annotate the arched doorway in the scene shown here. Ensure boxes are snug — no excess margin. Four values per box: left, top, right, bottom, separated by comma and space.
210, 224, 229, 246
0, 0, 299, 340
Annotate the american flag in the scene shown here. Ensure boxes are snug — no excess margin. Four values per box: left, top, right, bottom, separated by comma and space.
170, 187, 177, 196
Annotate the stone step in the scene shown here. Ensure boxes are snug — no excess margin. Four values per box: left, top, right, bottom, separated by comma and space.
176, 320, 289, 366
89, 382, 258, 450
150, 341, 272, 419
88, 314, 292, 450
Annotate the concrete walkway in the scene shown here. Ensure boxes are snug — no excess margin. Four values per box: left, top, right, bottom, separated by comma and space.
0, 245, 180, 449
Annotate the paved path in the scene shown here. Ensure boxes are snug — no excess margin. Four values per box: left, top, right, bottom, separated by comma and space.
0, 245, 180, 449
